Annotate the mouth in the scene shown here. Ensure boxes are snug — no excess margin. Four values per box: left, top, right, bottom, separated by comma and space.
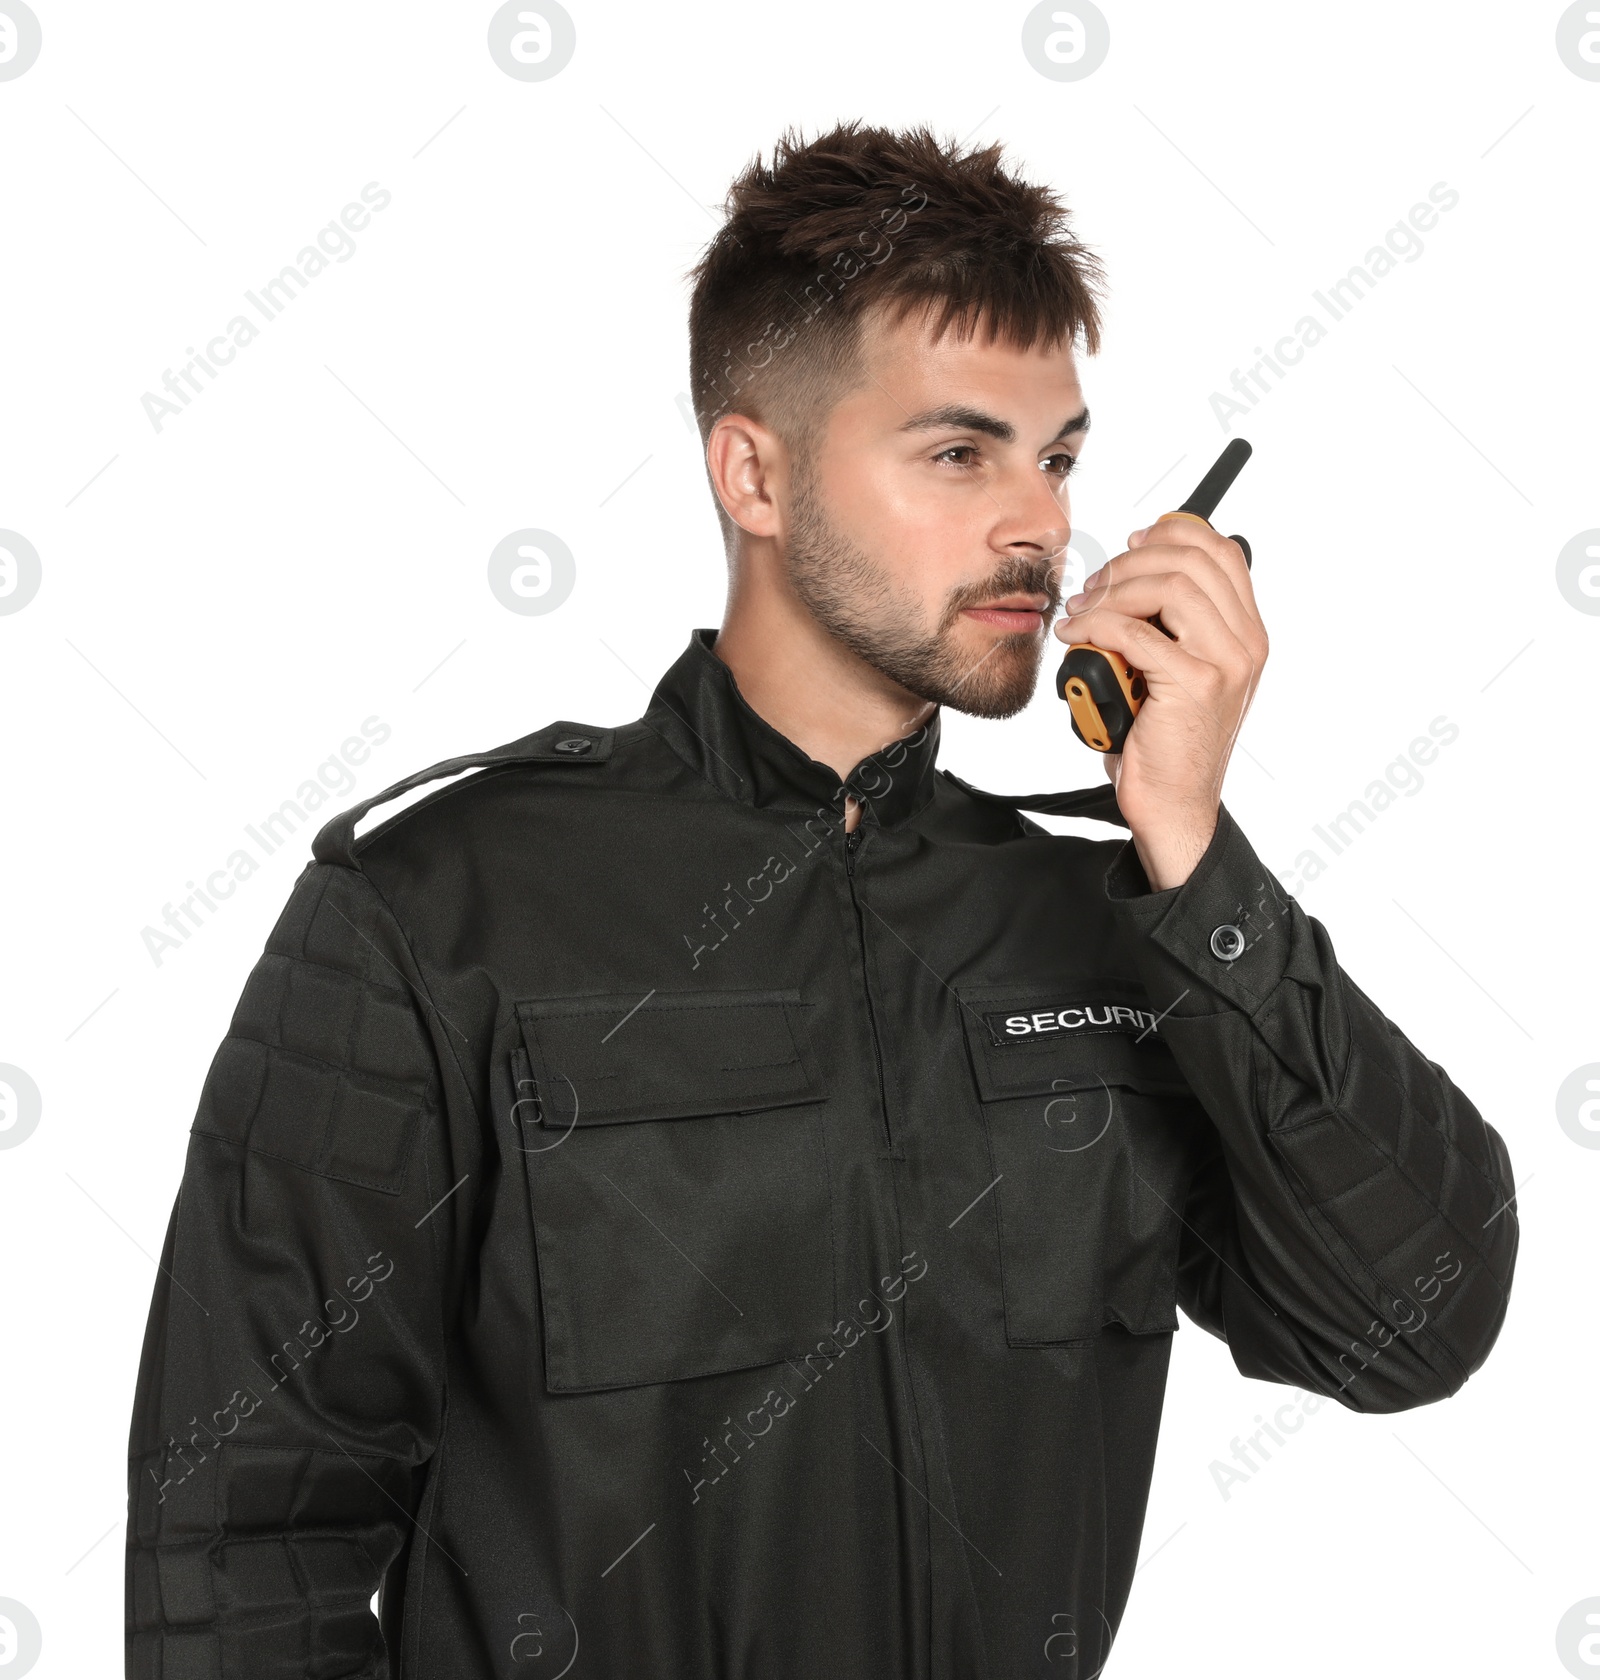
959, 593, 1052, 634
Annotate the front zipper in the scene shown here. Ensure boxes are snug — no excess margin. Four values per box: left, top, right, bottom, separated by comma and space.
842, 821, 894, 1149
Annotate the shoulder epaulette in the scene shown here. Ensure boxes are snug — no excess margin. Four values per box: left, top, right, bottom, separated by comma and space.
312, 720, 614, 868
941, 770, 1128, 830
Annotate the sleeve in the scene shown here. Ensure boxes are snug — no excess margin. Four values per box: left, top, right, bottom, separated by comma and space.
125, 860, 470, 1679
1105, 805, 1519, 1413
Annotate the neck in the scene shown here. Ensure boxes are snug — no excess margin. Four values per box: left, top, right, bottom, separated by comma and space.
712, 566, 936, 794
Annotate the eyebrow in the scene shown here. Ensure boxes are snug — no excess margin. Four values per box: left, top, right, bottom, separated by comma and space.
896, 404, 1090, 447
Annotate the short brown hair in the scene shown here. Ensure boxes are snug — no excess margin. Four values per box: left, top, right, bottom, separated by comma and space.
687, 120, 1106, 542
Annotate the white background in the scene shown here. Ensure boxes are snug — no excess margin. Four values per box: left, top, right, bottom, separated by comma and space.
1, 2, 1595, 1675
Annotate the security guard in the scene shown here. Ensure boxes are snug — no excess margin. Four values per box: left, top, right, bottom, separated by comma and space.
126, 124, 1517, 1679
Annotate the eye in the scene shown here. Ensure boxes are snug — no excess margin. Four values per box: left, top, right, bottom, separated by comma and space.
933, 444, 980, 469
1041, 452, 1079, 478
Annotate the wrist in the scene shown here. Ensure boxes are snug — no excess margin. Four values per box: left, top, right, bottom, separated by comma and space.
1129, 806, 1219, 891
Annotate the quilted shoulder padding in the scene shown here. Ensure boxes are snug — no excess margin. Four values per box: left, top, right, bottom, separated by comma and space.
190, 866, 439, 1195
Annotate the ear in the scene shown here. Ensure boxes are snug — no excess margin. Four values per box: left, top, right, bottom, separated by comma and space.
706, 412, 787, 540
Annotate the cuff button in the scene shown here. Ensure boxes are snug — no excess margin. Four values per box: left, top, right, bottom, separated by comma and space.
1209, 923, 1245, 962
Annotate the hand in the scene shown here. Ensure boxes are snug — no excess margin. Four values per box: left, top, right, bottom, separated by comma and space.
1055, 515, 1267, 889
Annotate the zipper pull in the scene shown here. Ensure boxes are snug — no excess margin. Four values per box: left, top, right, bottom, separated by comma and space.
845, 825, 862, 875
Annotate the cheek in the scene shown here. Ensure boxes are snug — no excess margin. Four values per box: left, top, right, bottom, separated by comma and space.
881, 516, 968, 620
829, 461, 978, 605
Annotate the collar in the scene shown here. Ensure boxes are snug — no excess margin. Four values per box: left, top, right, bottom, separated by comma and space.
642, 628, 943, 829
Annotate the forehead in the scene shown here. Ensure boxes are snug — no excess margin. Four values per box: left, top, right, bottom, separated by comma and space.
850, 299, 1084, 420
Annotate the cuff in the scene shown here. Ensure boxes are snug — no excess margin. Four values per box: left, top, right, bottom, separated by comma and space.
1104, 804, 1297, 1017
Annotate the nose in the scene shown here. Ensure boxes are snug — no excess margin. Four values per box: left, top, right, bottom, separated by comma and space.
994, 461, 1071, 567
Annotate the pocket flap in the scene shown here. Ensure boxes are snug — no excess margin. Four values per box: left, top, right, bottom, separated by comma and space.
956, 980, 1191, 1101
516, 988, 822, 1127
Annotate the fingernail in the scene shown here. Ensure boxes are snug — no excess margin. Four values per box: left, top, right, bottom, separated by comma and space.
1082, 568, 1102, 590
1065, 591, 1088, 611
1129, 526, 1149, 544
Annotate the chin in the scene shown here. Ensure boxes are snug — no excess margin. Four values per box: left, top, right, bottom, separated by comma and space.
929, 634, 1045, 719
946, 685, 1037, 721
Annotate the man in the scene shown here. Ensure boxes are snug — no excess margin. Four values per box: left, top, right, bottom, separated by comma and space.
126, 123, 1517, 1678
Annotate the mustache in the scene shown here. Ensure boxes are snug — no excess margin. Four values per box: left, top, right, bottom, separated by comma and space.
940, 555, 1066, 626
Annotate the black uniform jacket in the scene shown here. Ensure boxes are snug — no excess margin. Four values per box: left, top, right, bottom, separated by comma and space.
126, 628, 1518, 1679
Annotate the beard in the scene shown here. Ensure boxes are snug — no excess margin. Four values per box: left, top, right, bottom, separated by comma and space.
782, 463, 1064, 720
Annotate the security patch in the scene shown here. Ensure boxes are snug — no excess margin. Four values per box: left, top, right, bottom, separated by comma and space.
983, 1001, 1160, 1043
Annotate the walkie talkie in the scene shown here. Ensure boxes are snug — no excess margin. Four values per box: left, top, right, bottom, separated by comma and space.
1056, 438, 1253, 753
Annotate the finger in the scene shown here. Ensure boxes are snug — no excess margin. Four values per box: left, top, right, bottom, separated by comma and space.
1093, 579, 1265, 714
1060, 571, 1250, 672
1131, 516, 1255, 606
1112, 528, 1253, 611
1055, 606, 1221, 704
1075, 545, 1264, 656
1061, 608, 1259, 755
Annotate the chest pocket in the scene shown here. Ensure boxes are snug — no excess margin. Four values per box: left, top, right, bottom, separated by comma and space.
511, 988, 837, 1392
957, 981, 1202, 1344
